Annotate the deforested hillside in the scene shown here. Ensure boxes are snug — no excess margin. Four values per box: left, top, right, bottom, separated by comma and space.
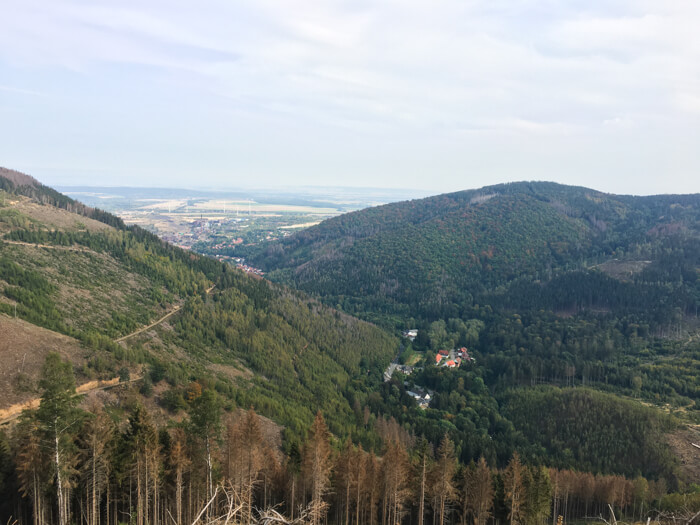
0, 171, 398, 440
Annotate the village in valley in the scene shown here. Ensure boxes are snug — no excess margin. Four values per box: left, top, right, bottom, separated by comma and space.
384, 329, 476, 409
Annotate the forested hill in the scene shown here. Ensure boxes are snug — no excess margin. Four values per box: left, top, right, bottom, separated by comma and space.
0, 167, 124, 227
242, 180, 700, 476
244, 181, 700, 324
0, 169, 398, 441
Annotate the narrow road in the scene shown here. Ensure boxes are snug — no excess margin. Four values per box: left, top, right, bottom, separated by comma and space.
115, 305, 183, 343
2, 239, 92, 253
0, 284, 216, 425
115, 284, 215, 343
0, 376, 142, 426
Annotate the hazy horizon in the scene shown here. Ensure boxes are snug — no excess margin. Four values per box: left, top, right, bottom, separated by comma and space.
2, 1, 699, 195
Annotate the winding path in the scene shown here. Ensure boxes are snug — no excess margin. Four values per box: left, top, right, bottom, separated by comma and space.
0, 284, 216, 425
2, 239, 91, 253
115, 284, 215, 343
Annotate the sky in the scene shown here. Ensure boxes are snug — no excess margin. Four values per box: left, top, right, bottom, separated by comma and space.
1, 0, 699, 195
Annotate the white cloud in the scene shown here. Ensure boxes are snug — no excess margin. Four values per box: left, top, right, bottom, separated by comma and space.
0, 0, 698, 194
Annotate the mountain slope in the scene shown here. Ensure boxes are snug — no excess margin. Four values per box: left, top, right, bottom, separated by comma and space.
0, 169, 398, 443
242, 180, 700, 477
2, 173, 697, 484
245, 181, 700, 324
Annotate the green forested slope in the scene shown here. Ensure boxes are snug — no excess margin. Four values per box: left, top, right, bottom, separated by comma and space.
245, 181, 700, 325
242, 180, 700, 479
0, 171, 397, 447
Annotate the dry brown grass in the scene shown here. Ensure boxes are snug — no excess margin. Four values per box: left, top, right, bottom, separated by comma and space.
9, 194, 113, 233
666, 425, 700, 483
0, 314, 87, 410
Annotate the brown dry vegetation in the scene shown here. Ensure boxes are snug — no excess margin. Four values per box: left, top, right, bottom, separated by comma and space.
0, 314, 87, 409
666, 426, 700, 483
0, 167, 38, 187
0, 193, 112, 234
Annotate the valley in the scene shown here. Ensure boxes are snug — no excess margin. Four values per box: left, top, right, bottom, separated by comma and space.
1, 170, 699, 525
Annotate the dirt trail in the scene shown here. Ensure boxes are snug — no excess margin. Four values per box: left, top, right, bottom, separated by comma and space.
0, 284, 215, 425
1, 239, 93, 253
115, 306, 183, 343
0, 376, 142, 425
115, 284, 215, 343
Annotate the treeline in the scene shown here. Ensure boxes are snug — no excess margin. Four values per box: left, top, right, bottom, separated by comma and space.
4, 354, 697, 525
4, 227, 222, 293
404, 301, 699, 411
0, 171, 125, 229
495, 269, 696, 325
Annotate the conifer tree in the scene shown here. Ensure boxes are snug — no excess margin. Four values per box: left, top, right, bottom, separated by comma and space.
286, 441, 302, 521
430, 434, 457, 525
414, 438, 432, 525
504, 452, 525, 525
382, 440, 410, 525
352, 445, 367, 525
36, 352, 81, 525
169, 428, 191, 525
14, 417, 47, 525
228, 408, 264, 524
302, 412, 332, 525
188, 389, 222, 509
464, 458, 493, 525
336, 438, 354, 525
124, 404, 159, 525
523, 466, 552, 525
78, 404, 113, 525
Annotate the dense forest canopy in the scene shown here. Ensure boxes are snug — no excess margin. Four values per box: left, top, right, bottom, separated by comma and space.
242, 182, 700, 416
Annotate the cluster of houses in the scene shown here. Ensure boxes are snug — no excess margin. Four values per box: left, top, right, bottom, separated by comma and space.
435, 347, 476, 368
208, 237, 244, 251
406, 385, 432, 409
235, 260, 265, 277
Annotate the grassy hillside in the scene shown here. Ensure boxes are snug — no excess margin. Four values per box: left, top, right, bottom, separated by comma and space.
0, 170, 398, 446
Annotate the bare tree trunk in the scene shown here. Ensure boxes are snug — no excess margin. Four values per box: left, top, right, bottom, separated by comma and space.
55, 425, 66, 525
176, 467, 183, 525
290, 476, 296, 522
356, 470, 362, 525
137, 457, 143, 525
206, 438, 214, 519
419, 455, 426, 525
146, 454, 150, 525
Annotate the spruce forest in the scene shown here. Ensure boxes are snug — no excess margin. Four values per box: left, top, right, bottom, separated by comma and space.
0, 170, 699, 525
